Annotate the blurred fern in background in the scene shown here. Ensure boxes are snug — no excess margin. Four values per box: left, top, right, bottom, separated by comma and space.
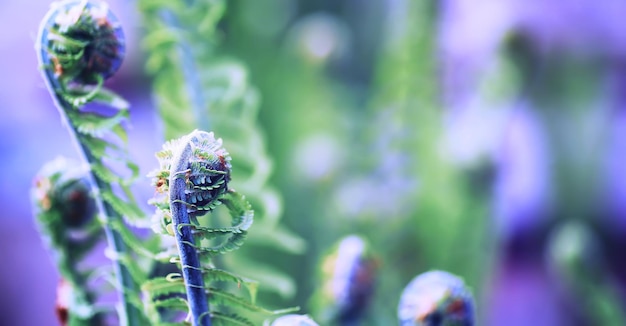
220, 1, 492, 324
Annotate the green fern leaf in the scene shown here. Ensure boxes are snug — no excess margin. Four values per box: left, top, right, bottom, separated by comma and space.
202, 268, 259, 303
142, 276, 186, 298
101, 189, 146, 225
66, 109, 128, 139
210, 311, 254, 326
151, 297, 189, 311
207, 288, 298, 315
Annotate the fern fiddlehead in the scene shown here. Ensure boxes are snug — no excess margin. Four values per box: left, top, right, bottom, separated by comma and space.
150, 130, 234, 325
147, 129, 293, 325
32, 157, 103, 325
36, 1, 148, 324
138, 0, 305, 298
314, 235, 378, 325
398, 271, 475, 326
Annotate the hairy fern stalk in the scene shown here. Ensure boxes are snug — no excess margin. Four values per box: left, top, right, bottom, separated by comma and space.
146, 130, 296, 325
139, 0, 306, 299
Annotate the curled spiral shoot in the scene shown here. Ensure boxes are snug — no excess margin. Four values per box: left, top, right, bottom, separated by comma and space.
36, 1, 145, 324
317, 235, 378, 325
32, 157, 103, 325
149, 130, 259, 325
40, 0, 124, 105
33, 157, 96, 231
398, 270, 475, 326
150, 130, 237, 241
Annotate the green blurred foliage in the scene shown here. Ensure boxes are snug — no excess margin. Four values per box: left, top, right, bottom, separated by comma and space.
216, 0, 494, 323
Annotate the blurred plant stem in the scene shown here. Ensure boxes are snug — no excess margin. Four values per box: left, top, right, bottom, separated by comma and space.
365, 0, 492, 319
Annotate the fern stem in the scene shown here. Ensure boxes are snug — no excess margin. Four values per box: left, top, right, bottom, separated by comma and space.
39, 65, 142, 326
36, 5, 141, 325
160, 9, 210, 130
169, 137, 211, 326
39, 72, 142, 326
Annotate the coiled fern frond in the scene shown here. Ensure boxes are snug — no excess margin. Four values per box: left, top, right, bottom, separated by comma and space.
32, 157, 104, 325
145, 130, 296, 325
36, 1, 156, 323
398, 270, 475, 326
313, 235, 379, 325
138, 0, 305, 298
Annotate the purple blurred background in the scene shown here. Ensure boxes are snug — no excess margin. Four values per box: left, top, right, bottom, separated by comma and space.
2, 0, 626, 325
440, 0, 626, 324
